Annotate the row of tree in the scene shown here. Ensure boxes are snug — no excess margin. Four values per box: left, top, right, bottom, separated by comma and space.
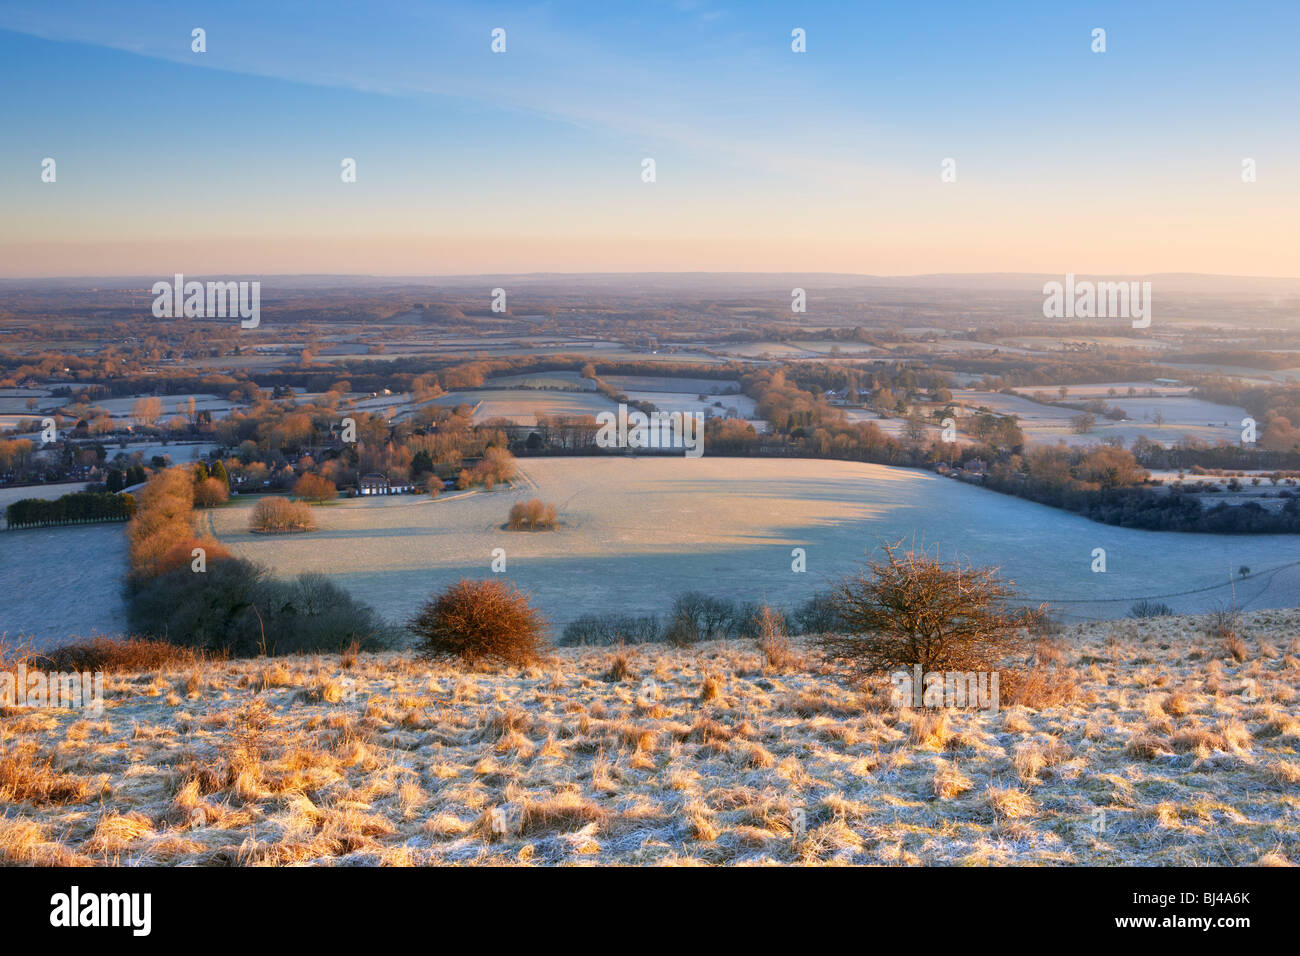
125, 467, 231, 581
5, 491, 136, 529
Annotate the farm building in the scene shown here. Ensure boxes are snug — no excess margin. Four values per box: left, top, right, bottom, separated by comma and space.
358, 473, 412, 495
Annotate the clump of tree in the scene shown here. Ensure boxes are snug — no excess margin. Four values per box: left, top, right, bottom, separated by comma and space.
456, 447, 517, 490
792, 590, 847, 635
129, 559, 391, 656
193, 477, 230, 508
104, 464, 147, 492
506, 498, 557, 530
292, 473, 337, 503
409, 578, 545, 665
250, 496, 316, 533
664, 591, 738, 645
560, 613, 661, 646
0, 438, 37, 482
821, 543, 1039, 677
1070, 412, 1096, 434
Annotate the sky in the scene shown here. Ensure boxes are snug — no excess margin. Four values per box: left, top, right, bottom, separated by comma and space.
0, 0, 1297, 277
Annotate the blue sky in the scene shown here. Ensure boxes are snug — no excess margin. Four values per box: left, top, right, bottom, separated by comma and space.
1, 0, 1296, 276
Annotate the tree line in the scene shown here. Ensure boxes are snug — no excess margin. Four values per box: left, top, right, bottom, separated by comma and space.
5, 491, 136, 529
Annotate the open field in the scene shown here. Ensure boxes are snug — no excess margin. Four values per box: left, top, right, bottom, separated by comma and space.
841, 409, 944, 439
789, 341, 881, 356
78, 394, 243, 422
2, 609, 1297, 866
432, 389, 616, 424
994, 336, 1171, 352
0, 388, 60, 424
623, 391, 758, 421
5, 457, 1298, 646
0, 483, 90, 511
1019, 383, 1194, 400
601, 375, 741, 394
486, 371, 596, 390
103, 441, 215, 465
956, 390, 1249, 448
717, 341, 823, 359
198, 458, 1300, 632
1163, 363, 1300, 385
0, 523, 128, 640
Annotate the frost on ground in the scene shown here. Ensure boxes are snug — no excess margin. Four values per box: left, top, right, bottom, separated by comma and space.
196, 457, 1300, 629
2, 609, 1298, 866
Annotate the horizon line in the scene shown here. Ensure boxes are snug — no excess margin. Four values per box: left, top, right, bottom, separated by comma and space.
5, 270, 1300, 283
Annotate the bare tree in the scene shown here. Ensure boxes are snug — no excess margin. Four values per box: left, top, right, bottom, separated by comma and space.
822, 543, 1039, 676
131, 396, 163, 426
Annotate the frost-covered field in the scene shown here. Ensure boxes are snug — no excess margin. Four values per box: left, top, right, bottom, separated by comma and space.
104, 441, 214, 465
995, 335, 1171, 352
486, 371, 596, 390
622, 391, 758, 420
81, 394, 241, 421
3, 610, 1297, 866
6, 457, 1297, 645
1020, 383, 1192, 400
0, 483, 90, 511
201, 458, 1300, 630
432, 389, 616, 423
788, 341, 881, 356
0, 523, 128, 642
956, 390, 1249, 448
601, 375, 741, 394
841, 410, 943, 439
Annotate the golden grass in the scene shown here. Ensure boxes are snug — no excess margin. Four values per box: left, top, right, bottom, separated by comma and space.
0, 608, 1297, 865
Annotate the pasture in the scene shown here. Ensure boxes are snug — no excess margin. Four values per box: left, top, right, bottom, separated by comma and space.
199, 458, 1300, 632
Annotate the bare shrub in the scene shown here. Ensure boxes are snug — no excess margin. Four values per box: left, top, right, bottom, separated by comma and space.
250, 496, 316, 533
602, 652, 635, 683
753, 604, 798, 671
1131, 599, 1174, 619
506, 498, 557, 531
734, 601, 792, 638
409, 578, 545, 666
822, 543, 1037, 676
1207, 605, 1246, 661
